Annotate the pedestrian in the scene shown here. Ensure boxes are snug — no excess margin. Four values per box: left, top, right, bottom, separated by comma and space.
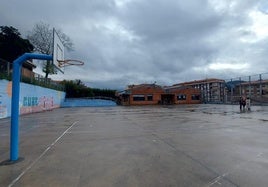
239, 96, 246, 111
239, 96, 243, 110
246, 97, 251, 111
242, 96, 246, 110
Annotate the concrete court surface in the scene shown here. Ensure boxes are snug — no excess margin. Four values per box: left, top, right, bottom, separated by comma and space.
1, 104, 268, 187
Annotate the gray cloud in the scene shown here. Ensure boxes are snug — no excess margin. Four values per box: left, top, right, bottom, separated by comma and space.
1, 0, 268, 89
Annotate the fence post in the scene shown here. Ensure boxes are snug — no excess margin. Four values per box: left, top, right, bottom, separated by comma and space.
239, 77, 241, 96
259, 74, 262, 98
231, 79, 233, 104
248, 76, 251, 98
7, 61, 10, 77
31, 71, 33, 83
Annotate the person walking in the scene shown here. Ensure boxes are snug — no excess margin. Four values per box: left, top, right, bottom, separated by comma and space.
239, 96, 243, 110
239, 96, 246, 110
246, 97, 251, 111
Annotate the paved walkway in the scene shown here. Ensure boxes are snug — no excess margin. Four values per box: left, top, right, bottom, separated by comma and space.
1, 104, 268, 186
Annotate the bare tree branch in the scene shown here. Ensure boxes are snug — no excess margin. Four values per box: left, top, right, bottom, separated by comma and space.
27, 22, 74, 78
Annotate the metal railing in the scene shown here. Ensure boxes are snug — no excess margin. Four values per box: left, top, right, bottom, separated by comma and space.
224, 72, 268, 105
0, 58, 64, 91
65, 96, 117, 102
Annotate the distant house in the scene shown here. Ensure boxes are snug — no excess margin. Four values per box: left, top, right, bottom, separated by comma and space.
234, 79, 268, 103
21, 60, 37, 78
164, 86, 201, 105
116, 84, 163, 105
0, 58, 36, 79
239, 79, 268, 96
116, 83, 201, 105
172, 78, 225, 103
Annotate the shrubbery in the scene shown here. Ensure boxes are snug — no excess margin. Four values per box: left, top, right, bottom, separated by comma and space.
60, 80, 116, 98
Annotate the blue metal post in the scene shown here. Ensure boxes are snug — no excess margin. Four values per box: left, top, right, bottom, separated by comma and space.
10, 53, 52, 161
10, 58, 22, 161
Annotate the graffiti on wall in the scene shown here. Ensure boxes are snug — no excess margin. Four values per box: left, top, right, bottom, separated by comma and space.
20, 96, 56, 114
0, 80, 65, 119
0, 81, 11, 118
23, 96, 38, 106
0, 94, 8, 118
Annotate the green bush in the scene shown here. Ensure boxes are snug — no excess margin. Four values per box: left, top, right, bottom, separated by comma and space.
61, 80, 116, 98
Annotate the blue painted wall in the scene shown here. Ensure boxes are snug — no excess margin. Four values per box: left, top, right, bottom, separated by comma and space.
0, 79, 117, 119
0, 80, 65, 119
62, 98, 117, 107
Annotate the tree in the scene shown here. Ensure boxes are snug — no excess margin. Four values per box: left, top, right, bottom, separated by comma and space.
61, 80, 94, 98
27, 22, 74, 79
0, 26, 33, 62
60, 79, 116, 98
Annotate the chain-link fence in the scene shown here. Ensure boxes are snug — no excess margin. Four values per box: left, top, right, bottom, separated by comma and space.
0, 58, 64, 91
224, 72, 268, 105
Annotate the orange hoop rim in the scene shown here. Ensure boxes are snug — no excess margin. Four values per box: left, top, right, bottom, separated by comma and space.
57, 59, 84, 67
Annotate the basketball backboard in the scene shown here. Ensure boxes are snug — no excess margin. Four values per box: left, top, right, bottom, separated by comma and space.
53, 28, 64, 73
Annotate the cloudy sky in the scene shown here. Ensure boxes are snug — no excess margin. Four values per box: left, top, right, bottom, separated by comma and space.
1, 0, 268, 89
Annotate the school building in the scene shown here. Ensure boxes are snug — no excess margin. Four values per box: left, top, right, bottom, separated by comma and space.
172, 78, 225, 103
116, 77, 268, 105
116, 83, 201, 106
232, 79, 268, 103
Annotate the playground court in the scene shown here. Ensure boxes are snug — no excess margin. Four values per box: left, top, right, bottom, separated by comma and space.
1, 104, 268, 186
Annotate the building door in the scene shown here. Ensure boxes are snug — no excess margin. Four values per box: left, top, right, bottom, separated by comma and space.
161, 94, 175, 105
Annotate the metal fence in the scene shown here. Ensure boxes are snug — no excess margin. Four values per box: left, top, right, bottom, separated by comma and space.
0, 58, 64, 91
224, 72, 268, 105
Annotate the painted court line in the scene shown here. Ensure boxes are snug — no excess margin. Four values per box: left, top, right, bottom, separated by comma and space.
8, 121, 79, 187
207, 151, 265, 187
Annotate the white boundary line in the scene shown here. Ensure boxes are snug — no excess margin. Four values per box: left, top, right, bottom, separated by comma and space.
207, 152, 264, 186
8, 121, 79, 187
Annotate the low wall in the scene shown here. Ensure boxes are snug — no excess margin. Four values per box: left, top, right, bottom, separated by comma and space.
0, 80, 65, 119
62, 98, 116, 107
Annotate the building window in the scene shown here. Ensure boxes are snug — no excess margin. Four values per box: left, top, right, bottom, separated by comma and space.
147, 95, 153, 101
191, 94, 200, 100
133, 95, 145, 101
177, 94, 186, 100
122, 95, 129, 102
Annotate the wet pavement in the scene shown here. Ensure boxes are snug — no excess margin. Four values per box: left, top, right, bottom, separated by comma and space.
1, 104, 268, 187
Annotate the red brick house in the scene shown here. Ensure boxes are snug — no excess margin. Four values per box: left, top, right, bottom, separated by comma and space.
116, 83, 201, 105
165, 86, 201, 105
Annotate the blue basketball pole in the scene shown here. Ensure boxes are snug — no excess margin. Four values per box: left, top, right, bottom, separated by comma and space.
10, 53, 52, 161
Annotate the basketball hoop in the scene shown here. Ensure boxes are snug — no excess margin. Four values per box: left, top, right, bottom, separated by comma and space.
57, 59, 84, 67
